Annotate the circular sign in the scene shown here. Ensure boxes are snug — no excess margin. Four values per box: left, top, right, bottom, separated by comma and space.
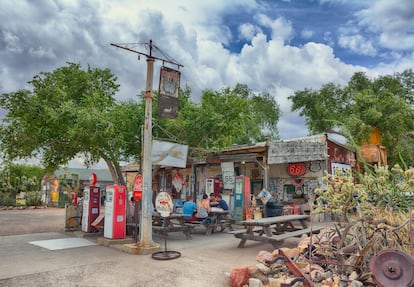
155, 192, 173, 217
89, 173, 97, 185
287, 163, 307, 176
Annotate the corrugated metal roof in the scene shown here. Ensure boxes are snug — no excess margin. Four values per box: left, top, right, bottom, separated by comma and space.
282, 134, 327, 143
121, 163, 140, 172
220, 142, 267, 153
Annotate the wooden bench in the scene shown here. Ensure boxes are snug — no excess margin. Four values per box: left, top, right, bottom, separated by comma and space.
228, 229, 247, 235
270, 226, 324, 241
234, 226, 324, 248
126, 223, 193, 240
228, 227, 263, 235
187, 219, 233, 236
228, 224, 278, 236
185, 221, 203, 226
152, 225, 193, 240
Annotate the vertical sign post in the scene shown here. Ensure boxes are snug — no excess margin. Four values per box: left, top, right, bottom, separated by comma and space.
111, 40, 183, 254
139, 53, 158, 250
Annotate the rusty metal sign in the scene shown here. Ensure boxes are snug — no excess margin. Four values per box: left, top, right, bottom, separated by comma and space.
158, 66, 180, 118
268, 141, 327, 164
151, 139, 188, 168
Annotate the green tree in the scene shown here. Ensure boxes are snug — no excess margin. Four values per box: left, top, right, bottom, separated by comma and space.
0, 63, 141, 185
153, 84, 280, 156
288, 70, 414, 166
3, 164, 46, 182
1, 62, 280, 182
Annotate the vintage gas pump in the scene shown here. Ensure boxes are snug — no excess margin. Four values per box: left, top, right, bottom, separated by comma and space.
233, 175, 251, 221
82, 173, 101, 233
104, 185, 126, 239
206, 177, 220, 196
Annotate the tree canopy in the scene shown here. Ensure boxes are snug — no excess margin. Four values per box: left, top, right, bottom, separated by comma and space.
152, 83, 280, 155
0, 62, 142, 184
288, 69, 414, 166
0, 63, 280, 183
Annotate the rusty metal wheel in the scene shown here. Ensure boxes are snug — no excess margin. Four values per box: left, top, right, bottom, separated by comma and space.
370, 249, 414, 287
152, 250, 181, 260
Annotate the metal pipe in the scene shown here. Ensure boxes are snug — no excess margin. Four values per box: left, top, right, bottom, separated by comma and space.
255, 158, 268, 190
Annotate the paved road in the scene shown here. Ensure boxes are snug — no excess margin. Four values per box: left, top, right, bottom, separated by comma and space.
0, 207, 298, 287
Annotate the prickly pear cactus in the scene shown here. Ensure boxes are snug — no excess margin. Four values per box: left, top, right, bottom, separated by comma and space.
0, 169, 41, 206
0, 169, 16, 206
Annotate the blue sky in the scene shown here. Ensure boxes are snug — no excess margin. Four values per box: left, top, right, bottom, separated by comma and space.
1, 0, 413, 167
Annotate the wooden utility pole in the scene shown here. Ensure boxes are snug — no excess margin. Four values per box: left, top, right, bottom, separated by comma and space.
111, 40, 182, 253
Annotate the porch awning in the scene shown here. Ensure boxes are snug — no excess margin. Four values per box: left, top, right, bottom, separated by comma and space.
218, 153, 258, 163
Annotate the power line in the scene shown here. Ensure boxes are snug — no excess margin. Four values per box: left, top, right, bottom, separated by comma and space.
110, 40, 183, 70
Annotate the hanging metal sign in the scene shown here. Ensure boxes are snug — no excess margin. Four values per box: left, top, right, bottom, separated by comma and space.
268, 141, 327, 164
158, 66, 181, 118
151, 139, 188, 168
221, 162, 235, 189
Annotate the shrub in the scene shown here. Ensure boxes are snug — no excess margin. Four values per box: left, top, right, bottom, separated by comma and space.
0, 193, 16, 206
25, 191, 42, 206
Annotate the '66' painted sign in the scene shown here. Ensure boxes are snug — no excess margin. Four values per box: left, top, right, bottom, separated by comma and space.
287, 163, 307, 176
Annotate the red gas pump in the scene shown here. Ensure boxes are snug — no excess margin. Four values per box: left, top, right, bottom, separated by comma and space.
81, 184, 101, 232
104, 185, 126, 239
206, 177, 220, 196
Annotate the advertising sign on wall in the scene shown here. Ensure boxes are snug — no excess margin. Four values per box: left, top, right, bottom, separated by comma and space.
268, 141, 327, 164
331, 162, 352, 178
221, 162, 235, 190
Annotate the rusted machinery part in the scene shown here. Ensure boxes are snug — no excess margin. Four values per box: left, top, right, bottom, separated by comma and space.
369, 249, 414, 287
281, 277, 305, 287
278, 250, 314, 287
151, 250, 181, 260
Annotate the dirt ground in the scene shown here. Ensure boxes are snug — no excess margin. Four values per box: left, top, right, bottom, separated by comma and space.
0, 207, 65, 236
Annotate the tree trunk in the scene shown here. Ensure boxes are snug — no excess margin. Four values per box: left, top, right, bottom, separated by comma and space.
102, 156, 125, 186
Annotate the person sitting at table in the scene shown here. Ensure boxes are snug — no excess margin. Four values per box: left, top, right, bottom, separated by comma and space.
209, 193, 219, 208
196, 193, 210, 222
217, 194, 229, 211
182, 196, 197, 222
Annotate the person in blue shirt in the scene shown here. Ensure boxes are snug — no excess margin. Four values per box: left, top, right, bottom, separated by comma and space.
217, 194, 229, 210
182, 195, 197, 222
209, 193, 219, 207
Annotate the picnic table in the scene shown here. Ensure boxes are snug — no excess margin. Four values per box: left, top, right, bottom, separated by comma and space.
127, 213, 193, 240
229, 214, 323, 248
152, 213, 193, 239
186, 209, 233, 236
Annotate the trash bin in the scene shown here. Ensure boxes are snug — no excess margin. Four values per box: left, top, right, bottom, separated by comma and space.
264, 198, 283, 217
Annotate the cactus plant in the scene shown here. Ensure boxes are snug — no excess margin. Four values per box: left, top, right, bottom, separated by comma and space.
0, 168, 42, 206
